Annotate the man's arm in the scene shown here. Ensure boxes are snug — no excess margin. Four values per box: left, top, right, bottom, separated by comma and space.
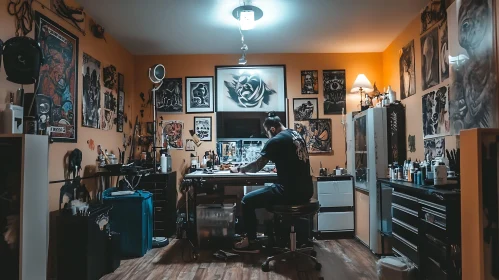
239, 156, 269, 173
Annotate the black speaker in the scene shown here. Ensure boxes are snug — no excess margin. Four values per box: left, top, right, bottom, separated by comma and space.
3, 37, 43, 85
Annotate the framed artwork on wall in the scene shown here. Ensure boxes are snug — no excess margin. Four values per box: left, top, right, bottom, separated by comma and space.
215, 65, 286, 112
117, 89, 125, 132
294, 119, 332, 154
448, 0, 497, 135
301, 70, 318, 94
420, 0, 446, 35
293, 98, 318, 121
82, 53, 101, 129
399, 40, 416, 99
185, 76, 214, 113
421, 26, 440, 91
35, 12, 79, 143
194, 116, 212, 141
162, 121, 183, 149
156, 78, 183, 113
323, 70, 346, 115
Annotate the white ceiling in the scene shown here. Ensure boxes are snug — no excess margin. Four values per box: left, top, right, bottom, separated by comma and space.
76, 0, 427, 55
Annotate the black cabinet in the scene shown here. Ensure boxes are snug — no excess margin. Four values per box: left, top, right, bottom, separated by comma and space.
138, 172, 177, 238
378, 179, 461, 279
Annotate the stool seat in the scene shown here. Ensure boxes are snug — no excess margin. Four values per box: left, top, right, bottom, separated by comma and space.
267, 199, 319, 216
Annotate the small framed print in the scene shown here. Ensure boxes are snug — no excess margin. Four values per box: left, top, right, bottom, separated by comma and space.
185, 139, 196, 151
186, 76, 214, 113
194, 116, 212, 141
293, 98, 318, 121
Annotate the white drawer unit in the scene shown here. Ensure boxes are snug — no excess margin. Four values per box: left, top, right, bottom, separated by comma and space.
318, 212, 354, 231
317, 180, 354, 207
315, 175, 355, 235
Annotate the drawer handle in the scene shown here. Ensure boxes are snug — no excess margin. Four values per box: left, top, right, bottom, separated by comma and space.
423, 219, 446, 231
393, 218, 418, 234
393, 232, 418, 251
393, 191, 417, 202
421, 207, 446, 219
155, 207, 162, 212
419, 199, 446, 212
392, 203, 418, 217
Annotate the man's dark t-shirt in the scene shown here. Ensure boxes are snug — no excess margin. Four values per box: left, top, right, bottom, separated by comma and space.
260, 129, 313, 201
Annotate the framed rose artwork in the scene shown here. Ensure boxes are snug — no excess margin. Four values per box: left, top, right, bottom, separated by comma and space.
215, 65, 287, 112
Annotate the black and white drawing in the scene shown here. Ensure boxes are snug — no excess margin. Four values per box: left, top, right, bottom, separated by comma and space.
82, 53, 100, 128
408, 135, 416, 153
216, 65, 286, 112
439, 20, 449, 81
186, 76, 214, 113
422, 85, 450, 138
156, 78, 183, 113
103, 90, 117, 113
424, 137, 445, 160
400, 40, 416, 99
116, 90, 125, 132
185, 139, 196, 151
420, 0, 446, 34
323, 70, 346, 115
293, 98, 318, 121
99, 108, 114, 131
103, 64, 117, 90
421, 26, 440, 91
194, 116, 212, 141
301, 70, 318, 94
448, 0, 497, 135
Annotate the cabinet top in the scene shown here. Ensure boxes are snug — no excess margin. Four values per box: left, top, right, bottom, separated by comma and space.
378, 178, 460, 199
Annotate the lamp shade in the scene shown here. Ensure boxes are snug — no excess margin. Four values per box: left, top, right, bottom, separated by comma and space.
239, 10, 255, 30
351, 74, 374, 93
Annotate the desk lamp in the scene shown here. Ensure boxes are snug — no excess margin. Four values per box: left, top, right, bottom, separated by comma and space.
351, 74, 373, 111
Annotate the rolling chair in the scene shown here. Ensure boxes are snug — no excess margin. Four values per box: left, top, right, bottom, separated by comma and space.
262, 199, 322, 272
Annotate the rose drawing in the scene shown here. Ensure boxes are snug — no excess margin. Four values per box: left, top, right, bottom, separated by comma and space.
224, 73, 276, 108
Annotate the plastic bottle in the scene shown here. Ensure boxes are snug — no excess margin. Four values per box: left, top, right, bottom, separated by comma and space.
161, 154, 167, 173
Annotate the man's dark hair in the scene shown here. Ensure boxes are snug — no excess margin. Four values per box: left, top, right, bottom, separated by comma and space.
263, 111, 282, 129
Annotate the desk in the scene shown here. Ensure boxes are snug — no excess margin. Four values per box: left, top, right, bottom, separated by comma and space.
182, 170, 279, 250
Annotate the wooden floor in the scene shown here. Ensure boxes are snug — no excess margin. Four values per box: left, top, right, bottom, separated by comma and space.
101, 239, 379, 280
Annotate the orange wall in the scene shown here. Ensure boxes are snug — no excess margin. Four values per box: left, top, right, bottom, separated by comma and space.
0, 0, 135, 212
133, 53, 384, 179
382, 16, 458, 159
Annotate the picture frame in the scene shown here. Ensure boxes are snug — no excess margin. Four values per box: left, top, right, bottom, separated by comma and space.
185, 76, 214, 113
215, 65, 286, 112
323, 69, 346, 115
35, 11, 79, 143
293, 98, 318, 121
294, 119, 332, 154
301, 70, 318, 94
117, 90, 125, 132
185, 139, 196, 151
156, 78, 183, 113
194, 116, 212, 141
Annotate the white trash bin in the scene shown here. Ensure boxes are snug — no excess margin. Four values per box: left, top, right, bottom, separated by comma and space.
377, 256, 417, 280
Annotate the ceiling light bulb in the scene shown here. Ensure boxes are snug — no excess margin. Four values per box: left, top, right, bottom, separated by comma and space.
239, 10, 255, 30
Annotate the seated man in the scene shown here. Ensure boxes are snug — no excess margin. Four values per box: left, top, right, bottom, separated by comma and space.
231, 112, 313, 253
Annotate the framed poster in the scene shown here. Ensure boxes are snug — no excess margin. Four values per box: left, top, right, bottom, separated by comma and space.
293, 98, 318, 121
323, 70, 346, 115
162, 121, 183, 149
422, 85, 450, 139
448, 0, 497, 135
301, 70, 318, 94
400, 40, 416, 99
194, 116, 212, 141
156, 78, 183, 113
116, 90, 125, 132
185, 76, 214, 113
82, 53, 100, 129
35, 12, 79, 142
216, 65, 286, 112
294, 119, 332, 154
